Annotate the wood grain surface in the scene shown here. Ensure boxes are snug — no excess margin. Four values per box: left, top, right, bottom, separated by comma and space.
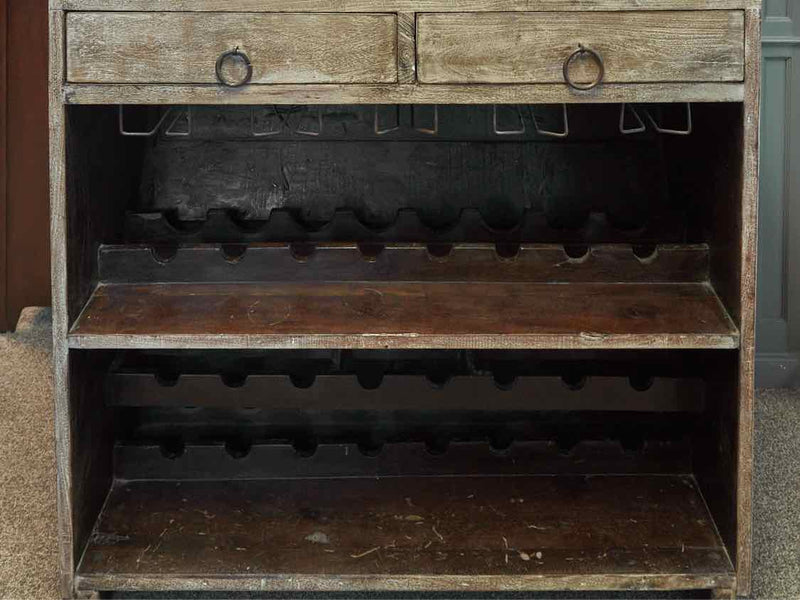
68, 281, 738, 350
97, 244, 711, 285
75, 475, 734, 593
417, 11, 744, 84
49, 1, 762, 597
732, 8, 762, 595
61, 82, 746, 106
48, 8, 75, 598
66, 12, 398, 84
53, 0, 761, 11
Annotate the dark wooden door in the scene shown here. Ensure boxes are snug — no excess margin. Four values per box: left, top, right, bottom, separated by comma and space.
0, 0, 50, 331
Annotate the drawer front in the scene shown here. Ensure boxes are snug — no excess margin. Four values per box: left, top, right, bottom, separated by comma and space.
66, 12, 398, 84
417, 11, 744, 85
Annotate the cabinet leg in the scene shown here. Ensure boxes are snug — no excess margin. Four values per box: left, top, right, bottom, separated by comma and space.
710, 586, 736, 599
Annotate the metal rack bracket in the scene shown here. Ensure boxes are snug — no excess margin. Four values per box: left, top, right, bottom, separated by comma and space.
532, 104, 569, 139
619, 103, 646, 135
492, 105, 526, 136
644, 103, 693, 136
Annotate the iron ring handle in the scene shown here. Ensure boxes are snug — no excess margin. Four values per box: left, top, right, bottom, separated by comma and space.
215, 47, 253, 88
563, 44, 605, 91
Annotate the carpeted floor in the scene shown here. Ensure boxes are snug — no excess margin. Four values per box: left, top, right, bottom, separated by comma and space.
0, 308, 59, 599
0, 307, 798, 599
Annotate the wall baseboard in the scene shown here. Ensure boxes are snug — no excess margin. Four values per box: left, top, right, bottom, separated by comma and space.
756, 353, 800, 389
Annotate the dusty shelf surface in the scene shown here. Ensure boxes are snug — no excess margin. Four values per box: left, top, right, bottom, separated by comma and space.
76, 474, 734, 593
68, 281, 738, 350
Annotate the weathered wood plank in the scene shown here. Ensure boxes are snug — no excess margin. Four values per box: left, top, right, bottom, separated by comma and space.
417, 11, 744, 84
732, 8, 762, 596
133, 131, 671, 230
49, 1, 761, 595
66, 12, 398, 84
74, 476, 734, 593
48, 8, 75, 599
52, 0, 762, 11
139, 144, 662, 220
61, 82, 746, 105
711, 586, 737, 599
68, 281, 738, 350
665, 11, 760, 598
397, 12, 416, 84
97, 244, 711, 285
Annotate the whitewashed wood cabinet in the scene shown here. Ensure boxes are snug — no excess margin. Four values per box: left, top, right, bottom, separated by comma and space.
49, 2, 761, 598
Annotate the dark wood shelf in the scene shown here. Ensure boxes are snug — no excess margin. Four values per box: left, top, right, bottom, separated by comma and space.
75, 474, 733, 593
69, 280, 738, 350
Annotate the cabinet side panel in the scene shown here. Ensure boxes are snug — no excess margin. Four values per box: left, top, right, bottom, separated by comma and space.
692, 10, 760, 598
65, 106, 135, 324
52, 11, 119, 598
67, 351, 116, 592
48, 9, 74, 598
652, 9, 759, 598
734, 7, 762, 596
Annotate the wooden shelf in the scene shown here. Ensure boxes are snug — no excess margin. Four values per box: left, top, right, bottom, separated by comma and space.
75, 474, 733, 593
69, 281, 738, 350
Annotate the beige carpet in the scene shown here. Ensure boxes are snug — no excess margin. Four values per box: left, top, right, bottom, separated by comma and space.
0, 307, 798, 599
0, 308, 58, 599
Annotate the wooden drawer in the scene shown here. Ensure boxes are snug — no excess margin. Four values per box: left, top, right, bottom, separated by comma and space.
66, 12, 398, 85
417, 11, 745, 85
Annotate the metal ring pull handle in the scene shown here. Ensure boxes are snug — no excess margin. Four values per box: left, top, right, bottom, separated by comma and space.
563, 44, 605, 91
215, 47, 253, 88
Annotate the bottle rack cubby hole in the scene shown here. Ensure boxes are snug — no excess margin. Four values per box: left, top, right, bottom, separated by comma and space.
73, 347, 738, 592
66, 102, 743, 350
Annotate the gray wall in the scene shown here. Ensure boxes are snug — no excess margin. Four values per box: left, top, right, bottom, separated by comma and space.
757, 0, 800, 387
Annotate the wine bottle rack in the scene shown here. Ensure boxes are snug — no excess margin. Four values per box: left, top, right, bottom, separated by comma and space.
50, 4, 761, 597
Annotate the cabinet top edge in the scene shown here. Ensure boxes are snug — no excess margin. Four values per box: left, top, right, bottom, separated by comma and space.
50, 0, 761, 12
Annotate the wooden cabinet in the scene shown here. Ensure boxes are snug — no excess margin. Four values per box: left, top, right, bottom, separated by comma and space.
49, 2, 761, 599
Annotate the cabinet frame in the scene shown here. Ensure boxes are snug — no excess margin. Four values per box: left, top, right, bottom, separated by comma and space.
48, 4, 762, 598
